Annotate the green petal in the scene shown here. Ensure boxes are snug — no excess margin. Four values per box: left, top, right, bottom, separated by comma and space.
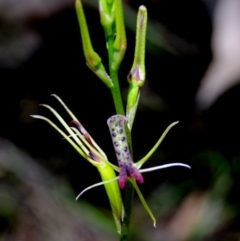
130, 178, 156, 227
135, 121, 179, 169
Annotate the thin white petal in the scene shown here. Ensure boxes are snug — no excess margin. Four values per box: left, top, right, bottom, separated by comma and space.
139, 163, 191, 173
76, 177, 119, 200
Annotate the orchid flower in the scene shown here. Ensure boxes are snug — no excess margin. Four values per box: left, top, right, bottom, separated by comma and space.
106, 114, 190, 227
32, 95, 190, 228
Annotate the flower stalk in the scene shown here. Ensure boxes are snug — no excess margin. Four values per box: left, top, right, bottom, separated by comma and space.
32, 1, 192, 239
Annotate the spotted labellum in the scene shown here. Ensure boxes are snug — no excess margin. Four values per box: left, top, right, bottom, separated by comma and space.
107, 115, 143, 188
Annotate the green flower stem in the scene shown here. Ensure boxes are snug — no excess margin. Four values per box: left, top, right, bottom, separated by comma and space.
105, 28, 134, 241
107, 36, 125, 116
103, 4, 135, 239
119, 123, 134, 241
120, 180, 134, 241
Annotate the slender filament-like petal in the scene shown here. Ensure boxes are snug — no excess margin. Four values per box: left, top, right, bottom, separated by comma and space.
31, 115, 97, 166
76, 177, 119, 200
51, 94, 107, 159
140, 163, 191, 173
135, 121, 179, 169
130, 178, 156, 227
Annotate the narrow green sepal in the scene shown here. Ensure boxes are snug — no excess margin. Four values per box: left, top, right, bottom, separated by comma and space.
127, 5, 147, 86
98, 163, 123, 234
135, 121, 179, 169
75, 0, 113, 88
130, 178, 156, 227
112, 0, 127, 71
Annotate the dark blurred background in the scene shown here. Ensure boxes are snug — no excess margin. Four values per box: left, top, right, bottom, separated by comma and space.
1, 0, 240, 240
